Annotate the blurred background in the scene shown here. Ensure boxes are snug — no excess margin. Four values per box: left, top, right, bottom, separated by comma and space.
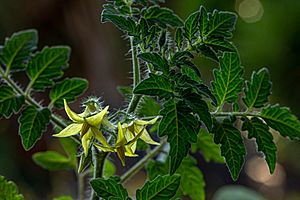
0, 0, 299, 199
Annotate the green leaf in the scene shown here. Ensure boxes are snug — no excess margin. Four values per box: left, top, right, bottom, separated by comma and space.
59, 137, 78, 158
158, 99, 199, 174
101, 14, 137, 36
0, 84, 25, 118
26, 46, 70, 91
117, 86, 132, 101
242, 117, 277, 173
212, 119, 246, 180
175, 28, 184, 49
136, 174, 181, 200
176, 157, 205, 200
146, 160, 169, 181
18, 106, 51, 150
50, 77, 88, 109
195, 44, 218, 62
191, 129, 224, 163
103, 159, 116, 178
183, 93, 212, 131
32, 151, 76, 170
204, 38, 236, 52
204, 10, 237, 38
53, 196, 73, 200
133, 73, 173, 98
184, 11, 199, 41
136, 96, 161, 117
0, 175, 24, 200
212, 52, 244, 107
260, 105, 300, 140
143, 6, 184, 28
181, 66, 202, 83
199, 6, 209, 37
0, 29, 37, 71
243, 68, 272, 109
90, 177, 129, 200
138, 53, 168, 73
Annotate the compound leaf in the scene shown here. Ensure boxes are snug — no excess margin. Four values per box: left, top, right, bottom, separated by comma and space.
0, 84, 25, 118
50, 77, 88, 109
204, 38, 236, 52
212, 119, 246, 180
143, 6, 183, 28
0, 175, 24, 200
191, 129, 224, 163
184, 11, 199, 41
260, 105, 300, 140
138, 52, 168, 73
32, 151, 76, 170
0, 29, 37, 71
136, 174, 181, 200
101, 14, 137, 36
90, 177, 129, 200
242, 117, 277, 173
26, 46, 70, 91
243, 68, 272, 109
158, 99, 199, 174
212, 52, 244, 107
133, 73, 173, 98
18, 106, 51, 150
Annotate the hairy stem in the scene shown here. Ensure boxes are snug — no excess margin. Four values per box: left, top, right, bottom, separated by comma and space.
120, 138, 167, 184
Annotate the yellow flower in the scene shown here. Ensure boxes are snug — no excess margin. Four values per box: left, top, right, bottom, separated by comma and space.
53, 99, 110, 156
94, 117, 160, 166
94, 122, 138, 166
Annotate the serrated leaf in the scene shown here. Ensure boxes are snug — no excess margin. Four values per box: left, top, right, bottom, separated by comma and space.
183, 93, 212, 131
0, 175, 24, 200
242, 117, 277, 173
133, 73, 173, 98
212, 119, 246, 180
117, 86, 132, 101
32, 151, 76, 170
0, 29, 37, 71
136, 174, 181, 200
191, 129, 224, 163
135, 96, 160, 117
138, 53, 168, 73
243, 68, 272, 109
143, 6, 184, 28
50, 78, 88, 109
181, 66, 202, 83
176, 157, 205, 200
0, 84, 25, 118
184, 11, 199, 41
260, 105, 300, 140
204, 10, 237, 38
204, 38, 236, 52
90, 177, 129, 200
158, 99, 199, 174
18, 106, 51, 150
175, 28, 184, 49
212, 52, 244, 107
101, 14, 137, 36
195, 44, 218, 61
26, 46, 70, 91
199, 6, 209, 37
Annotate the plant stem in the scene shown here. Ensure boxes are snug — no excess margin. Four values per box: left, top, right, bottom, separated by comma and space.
211, 111, 260, 118
120, 138, 167, 184
77, 172, 85, 200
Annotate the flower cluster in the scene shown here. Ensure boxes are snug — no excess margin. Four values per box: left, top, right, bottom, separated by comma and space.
53, 99, 159, 166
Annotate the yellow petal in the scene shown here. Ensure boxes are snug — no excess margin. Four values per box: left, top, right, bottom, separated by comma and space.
125, 145, 138, 157
135, 125, 160, 145
64, 99, 84, 122
115, 122, 127, 147
53, 123, 82, 137
93, 143, 114, 152
124, 129, 136, 153
91, 127, 110, 147
85, 106, 109, 127
134, 116, 159, 126
116, 146, 126, 166
81, 129, 93, 156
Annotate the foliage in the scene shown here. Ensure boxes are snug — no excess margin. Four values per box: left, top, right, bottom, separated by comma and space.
0, 0, 300, 199
0, 176, 24, 200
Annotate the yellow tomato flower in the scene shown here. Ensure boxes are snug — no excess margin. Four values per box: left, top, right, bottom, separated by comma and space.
94, 122, 139, 166
53, 99, 110, 156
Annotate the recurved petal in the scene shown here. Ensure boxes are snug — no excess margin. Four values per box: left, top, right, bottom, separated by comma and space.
134, 126, 160, 145
64, 99, 84, 122
116, 146, 126, 166
53, 123, 82, 137
85, 106, 109, 127
91, 127, 110, 147
125, 145, 138, 157
134, 116, 159, 126
124, 129, 136, 153
93, 143, 114, 152
116, 122, 127, 147
81, 129, 93, 156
